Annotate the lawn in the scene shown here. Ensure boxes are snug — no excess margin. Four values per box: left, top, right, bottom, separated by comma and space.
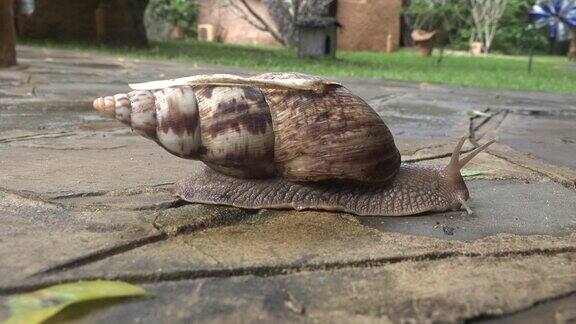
23, 38, 576, 93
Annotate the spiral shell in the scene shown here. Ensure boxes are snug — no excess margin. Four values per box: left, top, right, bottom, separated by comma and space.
93, 72, 400, 183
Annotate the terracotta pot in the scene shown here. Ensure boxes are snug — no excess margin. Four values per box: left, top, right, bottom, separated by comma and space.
470, 42, 483, 56
416, 41, 434, 57
411, 29, 437, 58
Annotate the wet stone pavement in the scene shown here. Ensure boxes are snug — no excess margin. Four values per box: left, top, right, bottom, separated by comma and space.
0, 46, 575, 323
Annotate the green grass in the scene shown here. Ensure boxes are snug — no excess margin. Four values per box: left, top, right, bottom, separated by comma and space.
21, 38, 576, 93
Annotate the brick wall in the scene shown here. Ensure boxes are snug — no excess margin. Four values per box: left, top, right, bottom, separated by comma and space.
337, 0, 401, 52
17, 0, 144, 45
197, 0, 280, 46
197, 0, 401, 52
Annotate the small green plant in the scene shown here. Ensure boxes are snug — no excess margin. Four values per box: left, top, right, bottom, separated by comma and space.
491, 0, 550, 55
147, 0, 198, 37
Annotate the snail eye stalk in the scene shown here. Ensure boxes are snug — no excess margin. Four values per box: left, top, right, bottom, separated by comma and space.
445, 135, 496, 172
458, 139, 497, 169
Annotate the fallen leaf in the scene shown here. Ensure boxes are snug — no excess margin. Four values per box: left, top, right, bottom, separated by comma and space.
460, 169, 487, 177
5, 280, 148, 324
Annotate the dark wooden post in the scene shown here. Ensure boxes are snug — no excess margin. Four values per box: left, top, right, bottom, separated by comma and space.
0, 0, 17, 67
95, 2, 108, 43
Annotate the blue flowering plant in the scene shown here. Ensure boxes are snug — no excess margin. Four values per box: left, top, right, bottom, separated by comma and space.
529, 0, 576, 41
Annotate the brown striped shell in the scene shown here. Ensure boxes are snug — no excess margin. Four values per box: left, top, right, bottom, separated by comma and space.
93, 72, 400, 183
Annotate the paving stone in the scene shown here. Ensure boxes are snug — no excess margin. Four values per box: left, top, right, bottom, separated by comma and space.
19, 207, 576, 289
0, 130, 198, 195
480, 294, 576, 324
359, 179, 576, 240
1, 45, 576, 323
487, 143, 576, 188
498, 111, 576, 170
0, 189, 159, 286
370, 92, 472, 161
52, 185, 179, 212
0, 100, 104, 132
4, 252, 573, 323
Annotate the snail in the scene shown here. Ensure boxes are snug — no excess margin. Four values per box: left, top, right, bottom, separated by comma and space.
93, 72, 495, 216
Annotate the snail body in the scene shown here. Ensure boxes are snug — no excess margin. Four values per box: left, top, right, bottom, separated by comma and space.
94, 72, 494, 216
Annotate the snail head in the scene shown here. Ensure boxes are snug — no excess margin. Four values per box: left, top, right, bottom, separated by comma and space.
442, 135, 496, 215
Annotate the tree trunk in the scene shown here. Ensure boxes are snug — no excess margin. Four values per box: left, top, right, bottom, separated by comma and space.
0, 0, 17, 67
127, 0, 149, 47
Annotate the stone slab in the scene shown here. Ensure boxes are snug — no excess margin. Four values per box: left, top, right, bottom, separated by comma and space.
481, 294, 576, 324
358, 179, 576, 240
0, 189, 159, 286
52, 185, 179, 212
0, 130, 196, 195
2, 252, 573, 323
498, 112, 576, 171
17, 205, 575, 290
1, 45, 576, 323
0, 100, 103, 132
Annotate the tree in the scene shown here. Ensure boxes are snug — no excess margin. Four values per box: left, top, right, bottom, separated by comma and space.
146, 0, 198, 38
127, 0, 151, 47
225, 0, 334, 47
402, 0, 471, 45
469, 0, 508, 53
0, 0, 17, 67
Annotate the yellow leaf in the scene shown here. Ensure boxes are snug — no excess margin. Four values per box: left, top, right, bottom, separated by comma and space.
460, 169, 486, 177
5, 280, 148, 324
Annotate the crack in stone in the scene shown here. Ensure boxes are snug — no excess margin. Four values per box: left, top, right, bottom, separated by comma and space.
403, 150, 461, 163
152, 205, 255, 237
0, 187, 65, 209
409, 143, 450, 156
132, 199, 188, 211
465, 289, 576, 323
30, 204, 252, 277
487, 148, 576, 189
151, 212, 163, 232
465, 108, 575, 189
60, 198, 186, 213
404, 149, 469, 163
0, 131, 77, 143
368, 92, 407, 103
21, 144, 128, 151
5, 245, 575, 296
401, 110, 503, 164
469, 109, 508, 145
48, 182, 175, 200
31, 233, 168, 277
512, 108, 576, 118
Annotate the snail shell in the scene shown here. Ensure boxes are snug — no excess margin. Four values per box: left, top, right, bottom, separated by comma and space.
94, 72, 401, 183
93, 72, 496, 216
